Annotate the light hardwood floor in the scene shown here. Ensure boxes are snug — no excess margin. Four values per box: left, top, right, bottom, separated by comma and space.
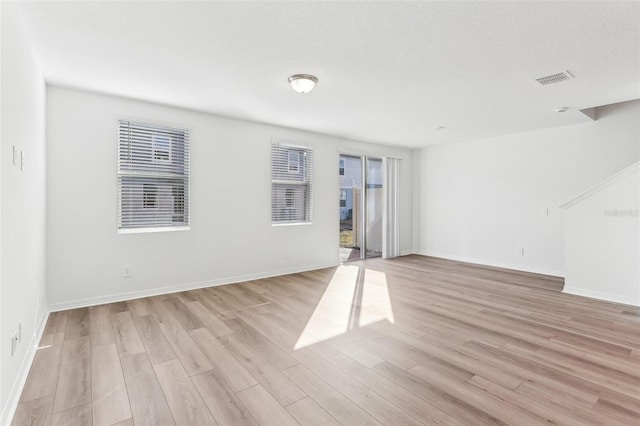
12, 255, 640, 425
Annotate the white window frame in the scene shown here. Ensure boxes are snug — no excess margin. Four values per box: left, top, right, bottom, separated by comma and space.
117, 120, 190, 233
272, 141, 313, 225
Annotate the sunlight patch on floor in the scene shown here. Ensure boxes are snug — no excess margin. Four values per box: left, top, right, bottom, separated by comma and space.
359, 268, 395, 327
294, 265, 394, 350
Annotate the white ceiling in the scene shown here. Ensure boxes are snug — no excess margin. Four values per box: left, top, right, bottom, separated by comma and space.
16, 1, 640, 148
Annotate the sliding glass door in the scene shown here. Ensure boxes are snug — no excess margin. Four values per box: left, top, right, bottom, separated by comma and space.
339, 154, 383, 261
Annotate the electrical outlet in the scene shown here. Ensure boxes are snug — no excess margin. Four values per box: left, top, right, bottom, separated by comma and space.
123, 265, 132, 278
12, 145, 18, 165
520, 247, 525, 256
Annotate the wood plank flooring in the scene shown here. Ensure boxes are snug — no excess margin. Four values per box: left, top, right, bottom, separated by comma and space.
13, 255, 640, 425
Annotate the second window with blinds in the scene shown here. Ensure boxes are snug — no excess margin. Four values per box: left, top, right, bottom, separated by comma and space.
271, 142, 313, 224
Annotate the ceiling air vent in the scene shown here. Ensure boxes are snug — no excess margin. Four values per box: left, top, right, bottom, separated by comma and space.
535, 71, 573, 86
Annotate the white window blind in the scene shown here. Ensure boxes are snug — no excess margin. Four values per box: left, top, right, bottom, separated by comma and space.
272, 142, 313, 224
118, 120, 190, 231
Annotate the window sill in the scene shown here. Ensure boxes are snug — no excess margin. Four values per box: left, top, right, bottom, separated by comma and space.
118, 226, 190, 234
272, 222, 313, 227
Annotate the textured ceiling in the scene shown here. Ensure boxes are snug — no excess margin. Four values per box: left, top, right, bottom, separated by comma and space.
16, 1, 640, 148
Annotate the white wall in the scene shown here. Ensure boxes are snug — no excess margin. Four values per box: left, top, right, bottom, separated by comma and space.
0, 4, 48, 424
415, 100, 640, 276
563, 164, 639, 306
46, 87, 413, 309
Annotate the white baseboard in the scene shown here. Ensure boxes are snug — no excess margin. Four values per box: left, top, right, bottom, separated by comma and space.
1, 309, 49, 426
49, 261, 338, 312
419, 251, 565, 278
563, 286, 640, 307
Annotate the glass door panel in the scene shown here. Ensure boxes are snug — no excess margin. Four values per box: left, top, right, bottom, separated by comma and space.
339, 155, 363, 262
365, 157, 383, 258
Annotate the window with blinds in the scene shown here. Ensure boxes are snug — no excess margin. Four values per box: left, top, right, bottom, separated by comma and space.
118, 120, 190, 231
272, 142, 313, 224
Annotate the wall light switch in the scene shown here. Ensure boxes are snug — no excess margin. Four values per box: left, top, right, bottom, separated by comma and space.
20, 150, 25, 171
13, 145, 18, 165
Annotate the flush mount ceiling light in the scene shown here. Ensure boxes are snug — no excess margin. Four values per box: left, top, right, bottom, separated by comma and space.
288, 74, 318, 94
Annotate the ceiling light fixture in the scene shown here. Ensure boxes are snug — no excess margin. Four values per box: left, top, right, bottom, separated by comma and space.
288, 74, 318, 94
